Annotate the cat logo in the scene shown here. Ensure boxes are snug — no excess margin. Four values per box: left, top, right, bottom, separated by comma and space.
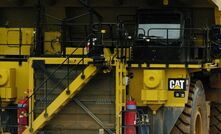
168, 79, 186, 90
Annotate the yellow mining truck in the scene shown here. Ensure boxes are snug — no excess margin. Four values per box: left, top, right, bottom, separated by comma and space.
1, 0, 221, 134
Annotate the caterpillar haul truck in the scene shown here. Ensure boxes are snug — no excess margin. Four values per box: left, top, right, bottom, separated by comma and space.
1, 0, 221, 134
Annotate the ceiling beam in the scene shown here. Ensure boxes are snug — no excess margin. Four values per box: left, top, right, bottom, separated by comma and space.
0, 0, 216, 8
7, 0, 24, 5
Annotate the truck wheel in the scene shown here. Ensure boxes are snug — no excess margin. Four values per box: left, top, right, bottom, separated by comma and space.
210, 103, 221, 133
171, 80, 208, 134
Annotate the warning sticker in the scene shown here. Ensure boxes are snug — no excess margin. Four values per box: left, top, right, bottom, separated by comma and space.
174, 91, 185, 98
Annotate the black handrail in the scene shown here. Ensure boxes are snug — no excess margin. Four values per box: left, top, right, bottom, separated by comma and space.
24, 39, 91, 132
21, 37, 93, 109
129, 27, 213, 65
35, 57, 85, 104
25, 46, 79, 101
25, 32, 99, 111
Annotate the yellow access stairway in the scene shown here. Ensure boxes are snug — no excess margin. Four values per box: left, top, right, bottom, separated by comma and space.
23, 65, 98, 134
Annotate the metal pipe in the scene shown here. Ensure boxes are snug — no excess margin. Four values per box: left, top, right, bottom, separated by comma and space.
74, 99, 114, 134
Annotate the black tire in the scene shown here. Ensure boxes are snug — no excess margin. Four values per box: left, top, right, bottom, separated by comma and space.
171, 80, 208, 134
210, 103, 221, 133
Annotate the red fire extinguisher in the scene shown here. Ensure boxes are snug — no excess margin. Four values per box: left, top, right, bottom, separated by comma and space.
125, 100, 137, 134
18, 97, 28, 134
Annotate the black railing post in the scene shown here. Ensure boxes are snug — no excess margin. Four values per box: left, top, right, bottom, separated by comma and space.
166, 29, 169, 45
61, 20, 67, 57
81, 46, 85, 79
116, 23, 120, 59
116, 41, 119, 59
29, 96, 33, 133
35, 0, 44, 56
66, 57, 70, 94
185, 28, 188, 64
129, 40, 132, 62
44, 79, 48, 118
206, 28, 210, 62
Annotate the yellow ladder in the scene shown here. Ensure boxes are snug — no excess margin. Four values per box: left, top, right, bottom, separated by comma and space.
23, 65, 97, 134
